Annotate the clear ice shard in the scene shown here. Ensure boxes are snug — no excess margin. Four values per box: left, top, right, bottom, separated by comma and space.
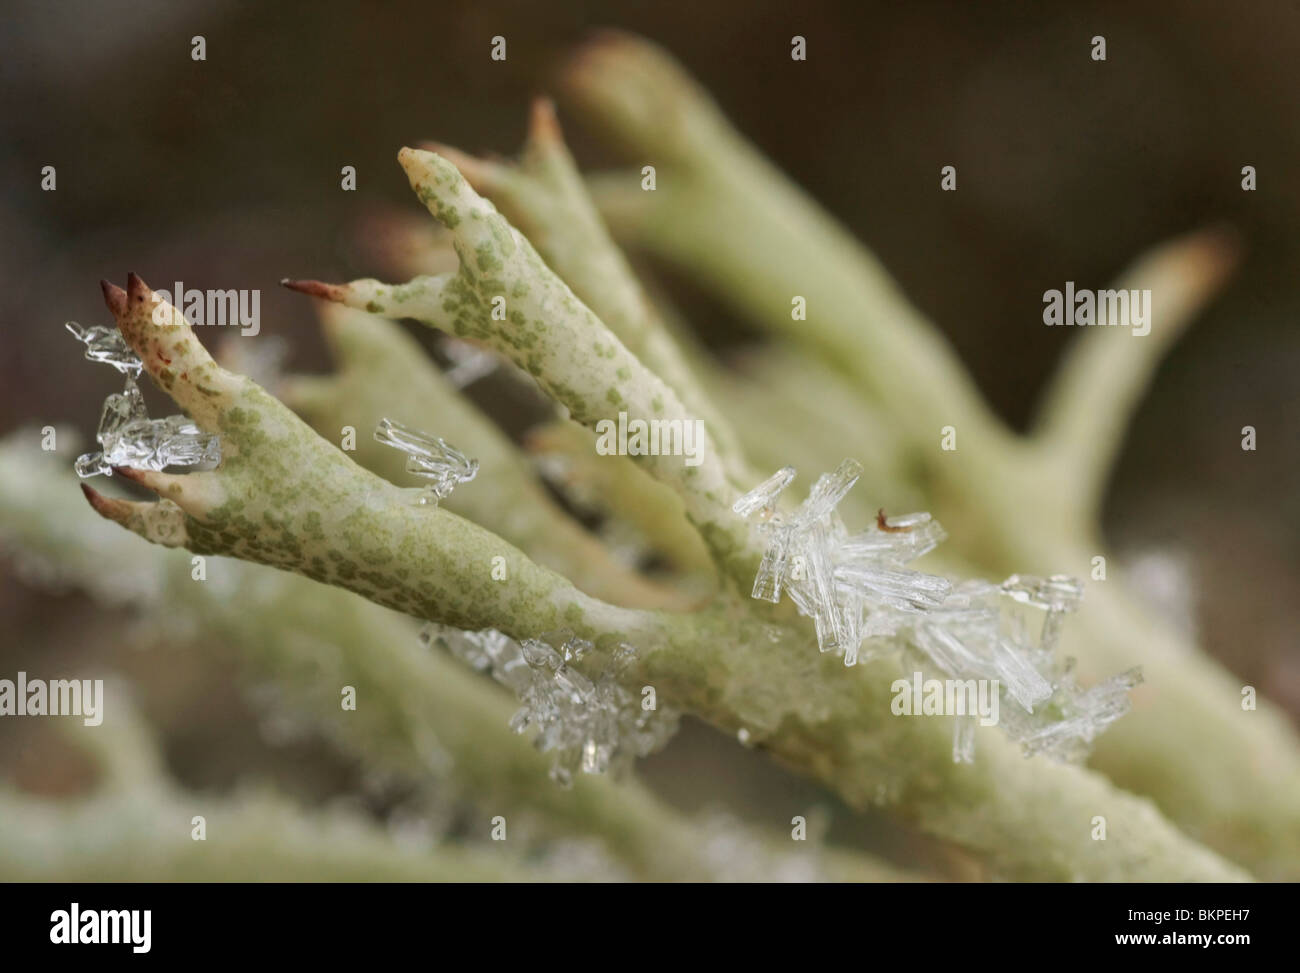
100, 414, 220, 473
65, 322, 143, 377
733, 465, 795, 518
75, 405, 222, 477
67, 321, 222, 477
797, 459, 862, 525
73, 374, 222, 478
735, 458, 1142, 764
374, 417, 479, 506
751, 522, 792, 603
425, 625, 679, 786
1001, 573, 1084, 654
1011, 666, 1144, 762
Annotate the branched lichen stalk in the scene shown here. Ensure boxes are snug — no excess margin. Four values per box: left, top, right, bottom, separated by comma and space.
73, 286, 1248, 879
282, 302, 691, 608
561, 31, 1299, 879
423, 98, 755, 488
5, 433, 904, 882
284, 147, 762, 585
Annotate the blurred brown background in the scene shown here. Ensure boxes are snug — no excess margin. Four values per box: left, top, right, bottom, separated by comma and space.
1, 0, 1296, 856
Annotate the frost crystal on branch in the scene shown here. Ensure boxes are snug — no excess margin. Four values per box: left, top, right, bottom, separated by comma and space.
1000, 573, 1083, 654
737, 461, 952, 663
374, 417, 478, 506
66, 323, 221, 478
65, 322, 143, 377
732, 465, 795, 519
421, 625, 679, 786
737, 461, 1142, 762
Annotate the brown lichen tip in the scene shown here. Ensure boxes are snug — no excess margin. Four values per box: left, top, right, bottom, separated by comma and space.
126, 271, 150, 306
281, 279, 346, 301
118, 273, 161, 347
528, 97, 562, 144
80, 482, 130, 523
100, 279, 127, 317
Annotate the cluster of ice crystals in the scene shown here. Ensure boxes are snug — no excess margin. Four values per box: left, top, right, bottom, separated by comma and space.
887, 576, 1140, 762
66, 322, 221, 478
737, 461, 1142, 762
374, 417, 478, 506
737, 460, 952, 666
421, 625, 679, 787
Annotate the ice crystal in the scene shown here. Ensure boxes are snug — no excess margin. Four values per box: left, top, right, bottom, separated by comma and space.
374, 417, 478, 506
737, 461, 1142, 763
65, 321, 142, 377
66, 323, 221, 478
732, 465, 795, 519
421, 624, 679, 786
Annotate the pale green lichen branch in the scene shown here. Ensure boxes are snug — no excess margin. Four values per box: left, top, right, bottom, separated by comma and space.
0, 693, 553, 882
5, 437, 905, 881
421, 98, 754, 487
87, 275, 649, 641
285, 147, 761, 582
1032, 228, 1241, 520
279, 302, 692, 608
74, 280, 1248, 880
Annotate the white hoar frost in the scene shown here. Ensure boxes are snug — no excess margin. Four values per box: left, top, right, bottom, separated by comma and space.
420, 625, 680, 786
66, 322, 221, 477
736, 461, 1142, 763
374, 417, 478, 506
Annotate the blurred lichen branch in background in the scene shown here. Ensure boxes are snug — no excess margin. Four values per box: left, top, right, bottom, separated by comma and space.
28, 27, 1293, 881
1, 435, 902, 882
559, 30, 1299, 879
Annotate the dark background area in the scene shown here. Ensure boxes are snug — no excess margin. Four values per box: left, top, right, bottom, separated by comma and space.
1, 0, 1296, 853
